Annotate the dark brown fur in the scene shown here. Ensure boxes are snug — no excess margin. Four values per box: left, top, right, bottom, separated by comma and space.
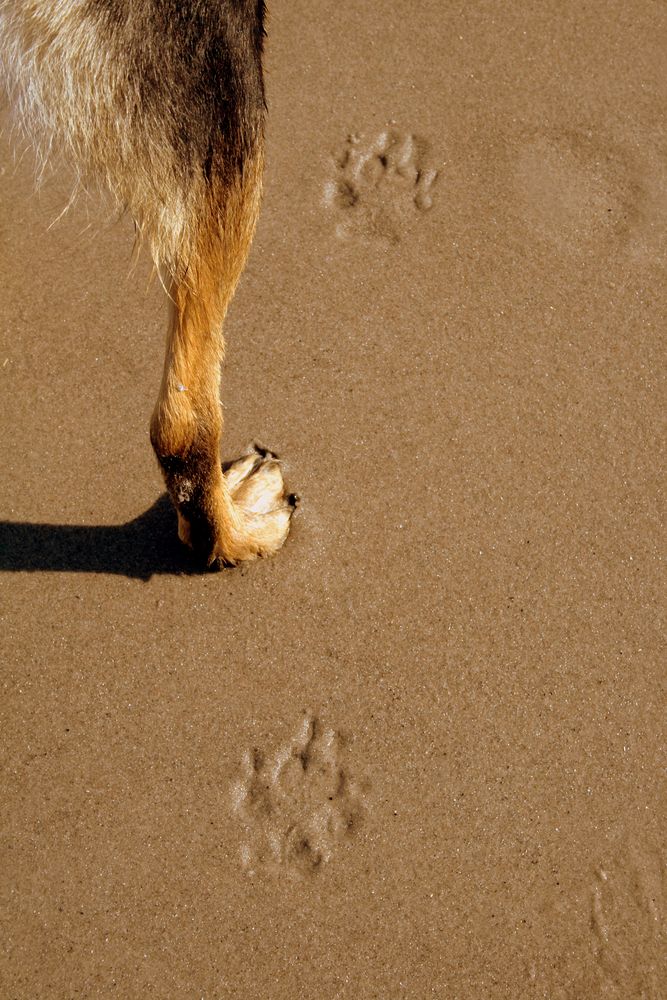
89, 0, 266, 187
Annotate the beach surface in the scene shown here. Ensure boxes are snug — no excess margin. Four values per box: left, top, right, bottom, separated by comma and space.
1, 1, 665, 996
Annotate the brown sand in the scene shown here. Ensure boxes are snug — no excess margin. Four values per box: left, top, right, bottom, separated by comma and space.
1, 1, 665, 996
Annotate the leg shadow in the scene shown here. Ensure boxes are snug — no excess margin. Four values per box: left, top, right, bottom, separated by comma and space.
0, 495, 205, 580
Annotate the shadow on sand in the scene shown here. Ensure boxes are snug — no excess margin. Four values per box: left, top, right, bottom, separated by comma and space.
0, 495, 204, 580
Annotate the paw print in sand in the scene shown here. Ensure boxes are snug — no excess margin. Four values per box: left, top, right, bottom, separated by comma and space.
590, 838, 666, 997
231, 715, 364, 874
324, 126, 439, 241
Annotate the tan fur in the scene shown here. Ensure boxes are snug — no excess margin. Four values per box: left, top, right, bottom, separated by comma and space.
1, 0, 207, 275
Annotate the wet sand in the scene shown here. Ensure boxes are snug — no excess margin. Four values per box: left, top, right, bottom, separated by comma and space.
1, 1, 665, 996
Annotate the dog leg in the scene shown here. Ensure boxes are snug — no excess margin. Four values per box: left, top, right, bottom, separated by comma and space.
150, 159, 295, 568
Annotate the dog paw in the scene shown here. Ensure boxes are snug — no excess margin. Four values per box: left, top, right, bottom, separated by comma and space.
222, 444, 296, 565
177, 444, 297, 568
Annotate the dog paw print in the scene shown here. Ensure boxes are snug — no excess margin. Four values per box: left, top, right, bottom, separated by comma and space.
230, 715, 365, 875
324, 127, 439, 241
590, 840, 666, 997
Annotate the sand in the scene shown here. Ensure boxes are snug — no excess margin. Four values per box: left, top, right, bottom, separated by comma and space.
1, 1, 665, 996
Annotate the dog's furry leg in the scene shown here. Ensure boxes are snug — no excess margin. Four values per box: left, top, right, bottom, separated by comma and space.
150, 155, 295, 567
1, 0, 294, 566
